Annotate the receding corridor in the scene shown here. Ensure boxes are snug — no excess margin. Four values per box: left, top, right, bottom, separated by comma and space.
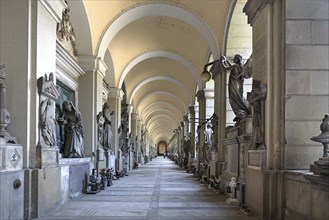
37, 157, 258, 220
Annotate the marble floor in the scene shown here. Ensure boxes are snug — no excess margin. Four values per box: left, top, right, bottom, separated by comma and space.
36, 157, 258, 220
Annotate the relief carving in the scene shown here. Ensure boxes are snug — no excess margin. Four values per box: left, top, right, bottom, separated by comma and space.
37, 73, 60, 147
56, 0, 78, 58
248, 80, 267, 149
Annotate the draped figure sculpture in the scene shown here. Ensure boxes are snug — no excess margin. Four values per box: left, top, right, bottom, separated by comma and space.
60, 101, 84, 158
210, 54, 252, 124
223, 54, 250, 123
40, 99, 57, 146
102, 102, 114, 153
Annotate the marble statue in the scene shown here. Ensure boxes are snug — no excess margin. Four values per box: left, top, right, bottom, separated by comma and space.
184, 133, 192, 158
204, 123, 213, 150
210, 113, 218, 151
40, 99, 57, 146
210, 54, 253, 124
248, 80, 267, 149
59, 100, 84, 158
102, 102, 114, 153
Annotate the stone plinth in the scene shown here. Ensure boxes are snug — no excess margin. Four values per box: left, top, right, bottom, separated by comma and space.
36, 146, 59, 168
209, 151, 218, 177
31, 166, 62, 219
0, 170, 24, 219
0, 140, 23, 172
106, 153, 116, 172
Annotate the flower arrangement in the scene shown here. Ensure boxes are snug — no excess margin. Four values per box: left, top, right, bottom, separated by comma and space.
98, 168, 114, 189
99, 168, 114, 179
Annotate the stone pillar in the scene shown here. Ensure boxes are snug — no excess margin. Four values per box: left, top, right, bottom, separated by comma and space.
196, 90, 206, 172
137, 119, 142, 164
243, 0, 285, 218
213, 67, 226, 176
180, 121, 185, 165
183, 115, 190, 165
79, 57, 107, 158
189, 106, 196, 159
108, 88, 124, 170
1, 1, 70, 219
145, 129, 149, 163
128, 105, 133, 134
131, 113, 138, 163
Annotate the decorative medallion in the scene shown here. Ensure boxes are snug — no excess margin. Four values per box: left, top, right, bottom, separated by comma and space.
10, 148, 21, 168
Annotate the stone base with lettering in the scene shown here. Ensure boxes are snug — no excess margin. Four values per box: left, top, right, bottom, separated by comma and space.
36, 145, 59, 168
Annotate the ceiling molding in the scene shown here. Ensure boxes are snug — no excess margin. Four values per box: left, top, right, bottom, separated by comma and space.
129, 76, 192, 105
140, 101, 181, 120
96, 3, 220, 60
136, 91, 187, 113
119, 50, 202, 90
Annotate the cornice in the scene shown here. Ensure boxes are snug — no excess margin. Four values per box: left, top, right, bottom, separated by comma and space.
56, 42, 85, 79
243, 0, 275, 25
40, 0, 66, 23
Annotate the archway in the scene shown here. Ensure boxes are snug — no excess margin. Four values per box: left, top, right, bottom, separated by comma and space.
157, 141, 168, 155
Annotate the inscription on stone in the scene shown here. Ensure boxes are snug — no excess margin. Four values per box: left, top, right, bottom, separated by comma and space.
248, 151, 261, 167
42, 150, 58, 165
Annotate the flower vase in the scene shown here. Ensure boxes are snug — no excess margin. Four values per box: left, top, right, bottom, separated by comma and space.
100, 177, 107, 190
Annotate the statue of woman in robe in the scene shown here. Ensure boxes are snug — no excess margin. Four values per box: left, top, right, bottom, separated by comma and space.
60, 101, 84, 158
221, 54, 251, 124
102, 102, 114, 153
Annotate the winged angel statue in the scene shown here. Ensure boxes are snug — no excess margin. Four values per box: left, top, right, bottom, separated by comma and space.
210, 54, 253, 124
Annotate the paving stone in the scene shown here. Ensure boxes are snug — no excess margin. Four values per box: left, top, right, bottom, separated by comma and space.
36, 157, 258, 220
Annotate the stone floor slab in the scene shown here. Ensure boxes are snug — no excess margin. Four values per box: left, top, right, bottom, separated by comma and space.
35, 157, 258, 220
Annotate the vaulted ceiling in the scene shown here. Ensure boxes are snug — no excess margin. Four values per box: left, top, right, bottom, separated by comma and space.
68, 0, 250, 145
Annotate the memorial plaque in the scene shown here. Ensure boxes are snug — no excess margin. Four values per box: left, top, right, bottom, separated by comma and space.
41, 150, 58, 165
248, 150, 266, 169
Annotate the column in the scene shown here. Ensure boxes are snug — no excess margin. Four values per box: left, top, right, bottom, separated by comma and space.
108, 88, 124, 169
189, 106, 196, 159
213, 62, 226, 171
79, 57, 107, 158
131, 112, 137, 164
137, 119, 142, 164
196, 90, 206, 172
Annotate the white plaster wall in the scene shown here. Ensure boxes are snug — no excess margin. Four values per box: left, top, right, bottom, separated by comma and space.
0, 0, 58, 168
79, 72, 96, 157
0, 0, 31, 167
285, 0, 329, 169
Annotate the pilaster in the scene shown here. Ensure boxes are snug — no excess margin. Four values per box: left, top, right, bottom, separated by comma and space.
196, 90, 206, 171
189, 106, 196, 159
137, 119, 142, 164
131, 113, 138, 163
79, 57, 107, 158
108, 88, 124, 162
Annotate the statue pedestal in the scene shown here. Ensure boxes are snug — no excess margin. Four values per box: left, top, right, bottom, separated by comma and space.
0, 138, 24, 220
36, 144, 59, 168
310, 158, 329, 175
0, 139, 23, 171
209, 151, 218, 177
118, 150, 123, 172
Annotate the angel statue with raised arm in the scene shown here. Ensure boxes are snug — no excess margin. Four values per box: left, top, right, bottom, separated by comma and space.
210, 54, 252, 124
